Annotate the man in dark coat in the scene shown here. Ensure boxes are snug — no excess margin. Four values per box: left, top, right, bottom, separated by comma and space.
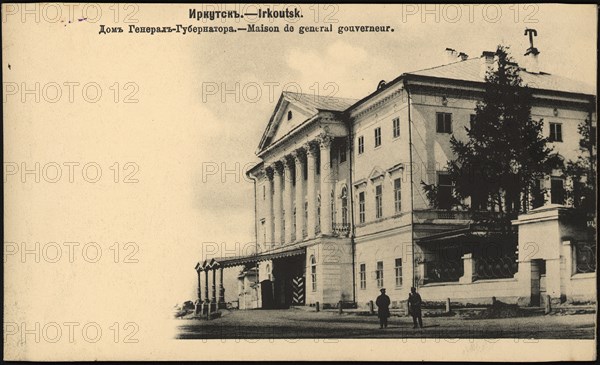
375, 288, 391, 329
408, 286, 423, 328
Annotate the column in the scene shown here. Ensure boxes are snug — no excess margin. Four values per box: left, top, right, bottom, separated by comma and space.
204, 269, 209, 303
196, 269, 202, 301
218, 266, 225, 305
264, 167, 274, 248
459, 253, 475, 284
319, 135, 333, 236
294, 149, 306, 241
283, 156, 294, 244
211, 267, 217, 304
272, 162, 283, 245
305, 142, 317, 239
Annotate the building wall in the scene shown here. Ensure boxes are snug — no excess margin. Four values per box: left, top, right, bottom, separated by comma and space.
354, 228, 412, 308
305, 238, 353, 307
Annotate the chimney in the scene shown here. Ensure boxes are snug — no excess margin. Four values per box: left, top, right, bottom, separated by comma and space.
444, 48, 458, 63
524, 28, 540, 74
524, 47, 540, 74
458, 52, 469, 61
480, 51, 495, 78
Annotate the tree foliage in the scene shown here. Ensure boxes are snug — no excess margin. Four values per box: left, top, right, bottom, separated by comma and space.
422, 45, 553, 222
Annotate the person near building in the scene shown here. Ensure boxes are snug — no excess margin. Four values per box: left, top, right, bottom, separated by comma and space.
408, 286, 423, 328
375, 288, 391, 329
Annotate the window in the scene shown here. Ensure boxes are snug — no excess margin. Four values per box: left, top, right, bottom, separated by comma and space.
287, 110, 293, 120
341, 187, 348, 225
375, 185, 383, 218
374, 127, 382, 147
263, 185, 266, 200
395, 258, 402, 287
531, 178, 545, 209
436, 112, 452, 133
310, 255, 317, 291
359, 263, 366, 289
358, 192, 365, 224
331, 191, 335, 225
394, 178, 402, 213
549, 123, 562, 142
262, 222, 266, 245
438, 172, 453, 209
551, 177, 565, 205
393, 117, 400, 138
358, 136, 364, 154
376, 261, 384, 288
339, 141, 347, 163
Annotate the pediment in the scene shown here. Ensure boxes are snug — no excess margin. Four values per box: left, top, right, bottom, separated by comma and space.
256, 93, 319, 153
368, 166, 386, 181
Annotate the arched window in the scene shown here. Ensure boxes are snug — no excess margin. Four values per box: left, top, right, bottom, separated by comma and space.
287, 110, 293, 120
310, 255, 317, 291
341, 187, 348, 225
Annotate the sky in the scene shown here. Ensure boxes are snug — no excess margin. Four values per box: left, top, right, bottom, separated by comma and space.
3, 4, 597, 355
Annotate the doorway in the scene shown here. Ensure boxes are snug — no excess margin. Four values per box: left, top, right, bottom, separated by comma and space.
530, 259, 546, 306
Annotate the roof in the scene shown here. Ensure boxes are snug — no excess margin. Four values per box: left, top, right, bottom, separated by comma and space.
282, 91, 357, 113
256, 91, 358, 153
195, 247, 306, 270
406, 56, 596, 96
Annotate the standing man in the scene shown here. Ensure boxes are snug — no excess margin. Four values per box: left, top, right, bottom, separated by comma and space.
375, 288, 391, 329
408, 286, 423, 328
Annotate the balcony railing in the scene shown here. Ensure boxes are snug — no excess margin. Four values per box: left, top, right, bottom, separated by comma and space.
332, 223, 351, 237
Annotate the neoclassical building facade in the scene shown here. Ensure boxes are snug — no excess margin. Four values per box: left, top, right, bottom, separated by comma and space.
195, 47, 596, 311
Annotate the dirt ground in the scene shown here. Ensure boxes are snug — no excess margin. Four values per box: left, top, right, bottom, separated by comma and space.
174, 308, 595, 340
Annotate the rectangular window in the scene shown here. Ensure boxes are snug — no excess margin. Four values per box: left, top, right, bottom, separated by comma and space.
263, 185, 266, 200
376, 261, 384, 288
393, 117, 400, 138
551, 177, 565, 205
549, 123, 563, 142
438, 172, 453, 209
394, 178, 402, 213
358, 136, 364, 154
375, 185, 383, 218
436, 112, 452, 134
374, 127, 382, 147
395, 258, 402, 287
359, 263, 366, 289
469, 114, 476, 130
358, 191, 365, 224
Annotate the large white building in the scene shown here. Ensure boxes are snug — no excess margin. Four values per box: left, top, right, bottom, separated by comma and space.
195, 44, 596, 312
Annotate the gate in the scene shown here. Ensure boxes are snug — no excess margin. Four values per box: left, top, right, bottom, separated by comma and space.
291, 276, 305, 305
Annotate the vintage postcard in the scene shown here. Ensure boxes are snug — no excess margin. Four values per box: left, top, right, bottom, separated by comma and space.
3, 3, 597, 361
